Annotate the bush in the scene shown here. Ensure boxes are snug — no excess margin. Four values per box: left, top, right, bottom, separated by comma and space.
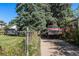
29, 32, 40, 56
64, 28, 79, 46
0, 29, 5, 35
18, 31, 26, 37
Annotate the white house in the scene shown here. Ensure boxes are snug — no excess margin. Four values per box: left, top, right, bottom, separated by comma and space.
0, 23, 5, 29
10, 25, 17, 30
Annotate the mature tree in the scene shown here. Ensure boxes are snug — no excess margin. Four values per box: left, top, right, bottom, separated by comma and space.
0, 20, 5, 24
16, 4, 49, 31
9, 18, 17, 26
15, 3, 73, 31
49, 3, 73, 27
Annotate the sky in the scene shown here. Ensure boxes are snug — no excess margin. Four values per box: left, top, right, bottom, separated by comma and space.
0, 3, 17, 24
71, 3, 79, 10
0, 3, 78, 24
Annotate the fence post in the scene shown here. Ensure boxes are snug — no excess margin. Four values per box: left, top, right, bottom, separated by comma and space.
25, 31, 27, 56
25, 27, 29, 56
27, 27, 29, 56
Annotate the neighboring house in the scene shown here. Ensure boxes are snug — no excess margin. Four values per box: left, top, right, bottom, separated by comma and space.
0, 23, 5, 29
10, 25, 17, 30
5, 25, 18, 35
5, 29, 18, 35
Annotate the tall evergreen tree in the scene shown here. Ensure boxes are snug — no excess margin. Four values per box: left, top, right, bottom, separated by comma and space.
16, 4, 49, 31
15, 3, 73, 31
49, 3, 73, 27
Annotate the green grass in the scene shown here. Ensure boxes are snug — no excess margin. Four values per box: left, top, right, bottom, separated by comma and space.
0, 35, 25, 56
0, 32, 40, 56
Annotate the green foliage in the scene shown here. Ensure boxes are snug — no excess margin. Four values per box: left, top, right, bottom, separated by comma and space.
4, 25, 9, 30
50, 4, 73, 27
18, 31, 25, 37
16, 4, 48, 31
73, 5, 79, 17
15, 3, 73, 31
31, 12, 46, 31
0, 20, 5, 24
29, 32, 40, 56
9, 18, 17, 26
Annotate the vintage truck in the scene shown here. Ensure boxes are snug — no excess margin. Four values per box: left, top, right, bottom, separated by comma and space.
41, 24, 64, 38
47, 25, 64, 36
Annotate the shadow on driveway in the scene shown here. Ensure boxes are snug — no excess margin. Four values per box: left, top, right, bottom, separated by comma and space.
40, 35, 61, 40
40, 35, 79, 56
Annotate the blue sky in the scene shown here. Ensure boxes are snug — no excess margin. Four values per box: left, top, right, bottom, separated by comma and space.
71, 3, 79, 10
0, 3, 78, 24
0, 3, 17, 24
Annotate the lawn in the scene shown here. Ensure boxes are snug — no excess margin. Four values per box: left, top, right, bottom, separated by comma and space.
0, 35, 25, 56
0, 32, 40, 56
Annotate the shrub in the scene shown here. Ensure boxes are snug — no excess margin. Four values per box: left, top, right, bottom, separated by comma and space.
29, 32, 40, 56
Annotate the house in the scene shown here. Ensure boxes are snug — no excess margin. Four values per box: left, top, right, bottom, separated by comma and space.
0, 23, 5, 29
10, 25, 17, 30
5, 29, 18, 35
5, 25, 18, 35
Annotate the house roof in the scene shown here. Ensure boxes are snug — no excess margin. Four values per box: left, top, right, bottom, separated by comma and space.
10, 25, 17, 30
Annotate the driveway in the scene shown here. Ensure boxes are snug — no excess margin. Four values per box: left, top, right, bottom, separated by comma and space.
40, 35, 79, 56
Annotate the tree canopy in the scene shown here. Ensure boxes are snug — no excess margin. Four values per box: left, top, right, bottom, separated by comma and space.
0, 20, 5, 24
10, 3, 73, 31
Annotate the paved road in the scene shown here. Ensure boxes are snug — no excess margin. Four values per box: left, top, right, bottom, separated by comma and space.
40, 36, 79, 56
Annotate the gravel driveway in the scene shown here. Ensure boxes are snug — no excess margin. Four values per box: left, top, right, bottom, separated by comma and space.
40, 36, 79, 56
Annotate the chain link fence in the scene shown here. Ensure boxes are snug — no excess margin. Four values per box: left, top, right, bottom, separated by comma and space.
0, 28, 40, 56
